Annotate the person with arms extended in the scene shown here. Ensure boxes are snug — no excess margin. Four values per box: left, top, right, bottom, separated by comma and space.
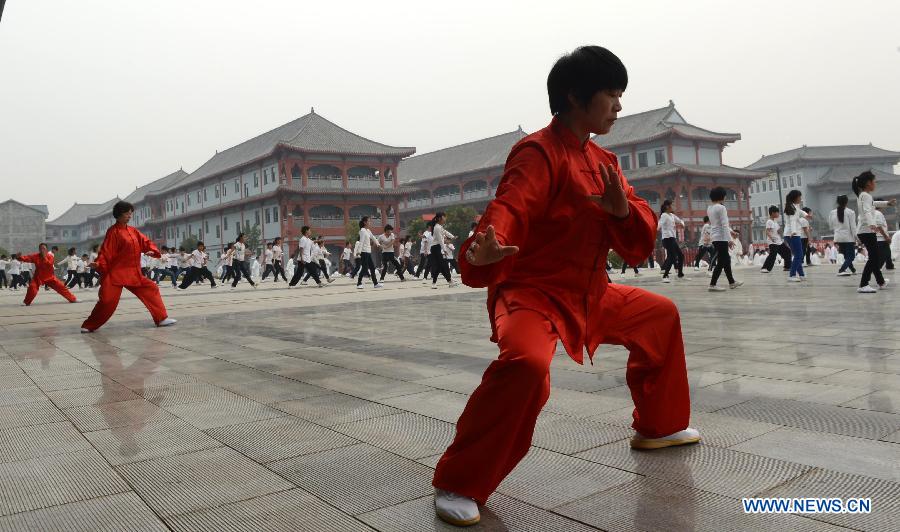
20, 243, 78, 305
431, 46, 698, 527
81, 201, 176, 332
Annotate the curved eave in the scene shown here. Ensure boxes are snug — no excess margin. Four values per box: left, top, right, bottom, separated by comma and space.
275, 142, 416, 160
602, 129, 741, 150
625, 165, 767, 181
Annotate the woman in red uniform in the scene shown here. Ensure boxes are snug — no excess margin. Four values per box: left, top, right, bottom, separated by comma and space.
81, 201, 176, 332
432, 46, 699, 526
20, 243, 78, 305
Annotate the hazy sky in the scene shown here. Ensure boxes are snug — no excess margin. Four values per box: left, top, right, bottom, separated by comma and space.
2, 0, 899, 219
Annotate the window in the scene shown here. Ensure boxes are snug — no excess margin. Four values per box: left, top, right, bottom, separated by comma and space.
186, 195, 191, 206
762, 181, 767, 192
215, 225, 220, 238
188, 224, 192, 235
244, 184, 249, 197
254, 211, 260, 225
203, 189, 207, 202
234, 180, 239, 194
265, 209, 271, 224
214, 185, 219, 199
789, 176, 794, 187
273, 208, 279, 222
797, 175, 802, 186
197, 191, 201, 203
63, 230, 69, 237
253, 173, 259, 187
782, 177, 787, 187
769, 180, 774, 190
620, 154, 631, 170
271, 166, 277, 182
223, 217, 228, 231
204, 221, 209, 234
244, 219, 250, 229
654, 149, 665, 165
263, 169, 268, 184
638, 152, 648, 168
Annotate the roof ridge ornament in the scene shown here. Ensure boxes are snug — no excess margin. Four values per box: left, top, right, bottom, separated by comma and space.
311, 106, 315, 114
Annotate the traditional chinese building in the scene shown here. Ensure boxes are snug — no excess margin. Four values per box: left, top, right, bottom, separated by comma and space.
0, 200, 49, 253
745, 145, 900, 241
397, 128, 527, 226
46, 197, 120, 252
136, 109, 415, 257
593, 101, 767, 246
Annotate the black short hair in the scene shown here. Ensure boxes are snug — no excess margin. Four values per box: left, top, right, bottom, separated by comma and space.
197, 241, 204, 247
39, 243, 48, 250
709, 187, 727, 201
384, 224, 393, 231
301, 226, 310, 235
358, 216, 369, 228
768, 205, 780, 215
51, 246, 58, 251
703, 216, 709, 222
852, 170, 875, 197
801, 207, 811, 214
112, 201, 134, 219
547, 46, 628, 115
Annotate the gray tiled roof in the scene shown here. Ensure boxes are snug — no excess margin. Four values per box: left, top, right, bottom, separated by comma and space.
28, 204, 49, 216
123, 169, 190, 204
47, 197, 119, 226
0, 200, 48, 217
398, 128, 528, 184
746, 145, 900, 171
593, 102, 740, 149
810, 166, 900, 187
180, 111, 415, 189
623, 162, 766, 182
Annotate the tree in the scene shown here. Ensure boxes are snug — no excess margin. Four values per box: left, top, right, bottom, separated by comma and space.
404, 217, 426, 240
180, 233, 200, 252
0, 246, 8, 258
443, 206, 479, 257
244, 223, 262, 256
344, 220, 359, 245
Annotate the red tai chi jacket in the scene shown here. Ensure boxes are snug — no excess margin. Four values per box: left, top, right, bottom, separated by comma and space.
458, 116, 658, 363
95, 223, 161, 285
19, 252, 59, 284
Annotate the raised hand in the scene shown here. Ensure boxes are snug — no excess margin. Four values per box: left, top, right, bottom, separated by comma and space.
465, 225, 519, 266
586, 163, 629, 218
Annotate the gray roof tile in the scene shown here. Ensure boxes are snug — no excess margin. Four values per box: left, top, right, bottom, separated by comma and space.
593, 102, 740, 149
746, 145, 900, 171
0, 200, 48, 217
47, 197, 119, 226
398, 129, 527, 184
124, 169, 189, 204
623, 163, 766, 182
809, 165, 900, 187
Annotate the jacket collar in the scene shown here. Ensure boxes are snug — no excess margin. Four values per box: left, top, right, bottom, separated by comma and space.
550, 115, 592, 152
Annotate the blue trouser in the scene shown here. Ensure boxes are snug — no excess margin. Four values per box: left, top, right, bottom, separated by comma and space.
837, 242, 856, 273
787, 236, 805, 277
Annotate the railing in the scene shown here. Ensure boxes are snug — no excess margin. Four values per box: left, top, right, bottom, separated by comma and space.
433, 195, 461, 205
405, 199, 432, 209
310, 217, 345, 227
348, 180, 381, 189
307, 178, 344, 189
464, 189, 490, 199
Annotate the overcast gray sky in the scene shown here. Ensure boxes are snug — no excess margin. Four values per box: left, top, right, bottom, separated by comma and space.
2, 0, 898, 219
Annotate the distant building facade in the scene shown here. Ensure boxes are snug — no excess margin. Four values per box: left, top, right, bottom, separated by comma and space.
0, 200, 48, 253
745, 145, 900, 242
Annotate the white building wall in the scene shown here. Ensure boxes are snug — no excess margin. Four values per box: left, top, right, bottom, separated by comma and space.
672, 144, 695, 164
698, 143, 720, 166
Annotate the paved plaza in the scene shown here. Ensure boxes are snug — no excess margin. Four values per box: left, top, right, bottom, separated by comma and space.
0, 265, 898, 531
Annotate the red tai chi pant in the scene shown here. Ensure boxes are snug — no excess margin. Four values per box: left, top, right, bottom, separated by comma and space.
81, 276, 168, 331
433, 283, 690, 505
24, 278, 77, 306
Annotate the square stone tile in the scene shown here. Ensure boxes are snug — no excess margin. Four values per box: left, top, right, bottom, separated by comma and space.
414, 372, 482, 394
84, 419, 223, 466
0, 401, 66, 430
359, 493, 598, 532
268, 443, 434, 515
47, 382, 142, 409
717, 398, 900, 439
0, 386, 48, 407
302, 370, 431, 400
106, 370, 199, 391
575, 441, 811, 498
206, 416, 357, 463
497, 447, 637, 509
731, 428, 900, 482
544, 388, 634, 418
138, 382, 234, 406
549, 368, 624, 393
0, 492, 168, 532
166, 488, 374, 532
0, 421, 91, 463
0, 449, 130, 516
332, 413, 455, 459
841, 390, 900, 414
31, 371, 114, 392
162, 395, 286, 430
116, 446, 294, 518
380, 389, 468, 423
0, 372, 33, 390
64, 398, 176, 432
532, 412, 632, 454
273, 393, 400, 426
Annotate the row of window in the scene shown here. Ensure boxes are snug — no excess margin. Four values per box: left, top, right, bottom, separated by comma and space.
163, 207, 281, 241
162, 166, 280, 215
753, 174, 802, 194
620, 149, 666, 171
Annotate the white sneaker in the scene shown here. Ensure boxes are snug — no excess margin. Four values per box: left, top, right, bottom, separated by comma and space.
858, 286, 877, 293
80, 328, 91, 334
760, 268, 770, 273
157, 318, 177, 327
729, 281, 744, 289
432, 284, 439, 290
879, 280, 890, 290
799, 276, 807, 282
630, 427, 701, 449
708, 285, 726, 292
661, 278, 671, 284
836, 271, 851, 277
251, 284, 258, 289
300, 281, 308, 285
327, 278, 335, 284
449, 281, 459, 288
434, 489, 480, 527
788, 277, 801, 283
374, 283, 384, 289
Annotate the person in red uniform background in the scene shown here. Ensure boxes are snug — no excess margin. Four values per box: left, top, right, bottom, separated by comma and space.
81, 201, 176, 333
431, 46, 699, 527
20, 243, 78, 305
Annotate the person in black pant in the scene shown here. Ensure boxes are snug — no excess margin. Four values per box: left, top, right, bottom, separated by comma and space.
800, 207, 814, 266
355, 217, 382, 289
414, 226, 433, 279
875, 205, 894, 270
760, 206, 792, 273
260, 242, 276, 281
179, 242, 217, 289
271, 237, 289, 282
230, 233, 257, 289
290, 226, 326, 287
378, 224, 405, 282
658, 200, 685, 282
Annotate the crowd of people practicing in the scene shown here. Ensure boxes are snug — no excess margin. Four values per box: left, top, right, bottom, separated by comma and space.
2, 43, 898, 528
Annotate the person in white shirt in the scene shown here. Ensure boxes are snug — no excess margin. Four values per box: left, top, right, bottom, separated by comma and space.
829, 195, 858, 276
230, 233, 257, 289
0, 255, 8, 289
415, 227, 433, 279
351, 239, 366, 278
340, 240, 353, 277
693, 216, 713, 271
260, 242, 276, 282
874, 205, 893, 270
8, 255, 24, 290
852, 171, 896, 293
799, 207, 814, 267
444, 242, 458, 274
402, 236, 415, 276
178, 242, 218, 289
301, 238, 335, 284
271, 237, 288, 282
377, 224, 406, 282
289, 226, 326, 287
218, 243, 235, 283
355, 216, 383, 289
429, 212, 458, 289
71, 254, 90, 289
657, 200, 686, 283
760, 206, 792, 273
781, 189, 811, 282
88, 245, 101, 287
707, 187, 742, 291
152, 250, 176, 286
58, 248, 80, 288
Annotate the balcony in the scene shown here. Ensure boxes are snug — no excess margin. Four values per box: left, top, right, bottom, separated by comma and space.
307, 177, 343, 189
405, 199, 432, 209
348, 180, 381, 190
464, 189, 490, 199
309, 217, 345, 228
433, 194, 462, 205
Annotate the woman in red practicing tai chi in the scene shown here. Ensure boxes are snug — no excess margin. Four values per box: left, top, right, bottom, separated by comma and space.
432, 46, 700, 526
20, 243, 78, 306
81, 201, 176, 332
